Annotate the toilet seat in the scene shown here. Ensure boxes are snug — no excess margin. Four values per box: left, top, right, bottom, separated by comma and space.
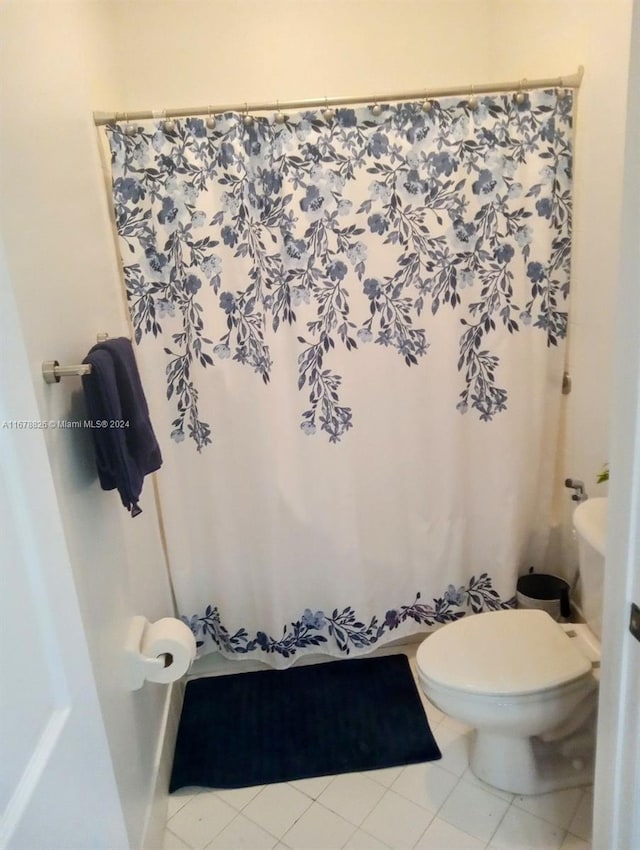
416, 609, 592, 697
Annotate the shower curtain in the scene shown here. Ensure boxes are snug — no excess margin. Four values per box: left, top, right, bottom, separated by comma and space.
107, 89, 573, 667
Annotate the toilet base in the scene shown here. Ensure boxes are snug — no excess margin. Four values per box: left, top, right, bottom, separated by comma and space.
469, 729, 595, 796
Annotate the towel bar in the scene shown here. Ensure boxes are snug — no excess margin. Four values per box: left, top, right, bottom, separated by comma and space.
42, 333, 111, 383
42, 360, 92, 383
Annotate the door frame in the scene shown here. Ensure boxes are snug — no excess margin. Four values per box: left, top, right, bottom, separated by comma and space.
593, 1, 640, 847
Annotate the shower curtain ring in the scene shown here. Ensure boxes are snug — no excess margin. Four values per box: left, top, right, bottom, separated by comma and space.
557, 76, 567, 99
274, 100, 286, 125
515, 79, 527, 105
370, 101, 382, 116
206, 106, 216, 130
124, 112, 135, 136
323, 97, 335, 122
163, 110, 176, 133
468, 85, 478, 111
243, 102, 254, 127
421, 90, 432, 113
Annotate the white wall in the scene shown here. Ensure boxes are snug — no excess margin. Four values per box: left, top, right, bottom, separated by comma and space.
0, 2, 175, 848
107, 0, 632, 581
488, 0, 633, 583
108, 0, 497, 106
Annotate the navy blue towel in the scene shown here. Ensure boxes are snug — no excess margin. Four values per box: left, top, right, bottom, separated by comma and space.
82, 338, 162, 516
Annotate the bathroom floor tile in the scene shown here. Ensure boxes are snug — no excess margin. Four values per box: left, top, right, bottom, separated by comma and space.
205, 812, 278, 850
390, 761, 458, 812
512, 786, 584, 829
438, 777, 510, 844
361, 765, 405, 788
167, 788, 199, 819
560, 832, 591, 849
167, 791, 237, 850
214, 783, 264, 811
567, 787, 593, 841
169, 646, 599, 850
343, 828, 394, 850
282, 801, 356, 850
487, 805, 564, 850
242, 782, 312, 839
317, 772, 387, 825
288, 774, 334, 799
430, 724, 471, 777
163, 828, 192, 850
359, 788, 434, 850
460, 767, 514, 803
414, 816, 486, 850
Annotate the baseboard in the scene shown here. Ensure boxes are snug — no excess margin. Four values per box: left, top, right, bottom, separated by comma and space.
139, 681, 185, 850
571, 601, 586, 624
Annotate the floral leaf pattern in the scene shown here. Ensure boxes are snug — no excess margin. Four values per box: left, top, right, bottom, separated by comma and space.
106, 90, 572, 445
183, 574, 515, 660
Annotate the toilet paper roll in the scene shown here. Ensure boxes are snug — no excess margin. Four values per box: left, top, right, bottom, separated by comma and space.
141, 617, 197, 684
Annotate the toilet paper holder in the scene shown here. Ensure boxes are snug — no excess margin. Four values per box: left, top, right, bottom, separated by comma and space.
124, 615, 195, 691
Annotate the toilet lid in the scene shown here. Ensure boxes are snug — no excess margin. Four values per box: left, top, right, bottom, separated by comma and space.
416, 609, 591, 696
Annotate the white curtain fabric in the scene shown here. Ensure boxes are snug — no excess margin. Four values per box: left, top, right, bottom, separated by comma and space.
107, 90, 573, 667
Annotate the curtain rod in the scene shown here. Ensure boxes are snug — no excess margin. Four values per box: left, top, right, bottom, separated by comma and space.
93, 66, 584, 126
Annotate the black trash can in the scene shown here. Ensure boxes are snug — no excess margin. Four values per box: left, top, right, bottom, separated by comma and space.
516, 571, 571, 621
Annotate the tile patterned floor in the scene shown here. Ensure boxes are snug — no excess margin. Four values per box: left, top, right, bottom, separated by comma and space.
163, 647, 593, 850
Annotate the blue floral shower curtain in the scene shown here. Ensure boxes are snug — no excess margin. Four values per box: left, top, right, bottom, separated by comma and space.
107, 89, 573, 667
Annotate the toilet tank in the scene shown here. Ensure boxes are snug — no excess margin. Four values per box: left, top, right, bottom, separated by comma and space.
572, 497, 607, 640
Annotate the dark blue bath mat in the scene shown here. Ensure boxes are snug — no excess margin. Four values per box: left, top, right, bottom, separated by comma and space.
169, 653, 441, 791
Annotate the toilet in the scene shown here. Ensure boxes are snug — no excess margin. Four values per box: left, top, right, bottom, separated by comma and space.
416, 497, 607, 796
